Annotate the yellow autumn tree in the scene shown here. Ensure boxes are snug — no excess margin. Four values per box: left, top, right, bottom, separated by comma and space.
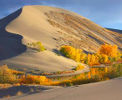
98, 44, 118, 57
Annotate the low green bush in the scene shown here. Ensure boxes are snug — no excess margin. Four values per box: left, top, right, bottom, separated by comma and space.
27, 41, 46, 52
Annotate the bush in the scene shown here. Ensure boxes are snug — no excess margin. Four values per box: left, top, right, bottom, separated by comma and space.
0, 65, 18, 84
87, 54, 99, 66
20, 75, 50, 84
74, 64, 85, 71
99, 54, 109, 64
60, 45, 86, 62
27, 41, 46, 52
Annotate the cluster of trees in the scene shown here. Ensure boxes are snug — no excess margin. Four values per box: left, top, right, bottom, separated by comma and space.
60, 45, 86, 62
60, 44, 121, 66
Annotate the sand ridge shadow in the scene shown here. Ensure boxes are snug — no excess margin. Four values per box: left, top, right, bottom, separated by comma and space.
0, 8, 27, 60
0, 85, 51, 98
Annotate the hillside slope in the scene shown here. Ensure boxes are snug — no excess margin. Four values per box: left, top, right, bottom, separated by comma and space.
0, 5, 121, 72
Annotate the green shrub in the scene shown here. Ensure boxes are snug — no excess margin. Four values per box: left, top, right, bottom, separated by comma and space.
27, 41, 46, 52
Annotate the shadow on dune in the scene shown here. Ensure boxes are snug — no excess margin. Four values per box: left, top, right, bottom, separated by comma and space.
0, 85, 51, 98
0, 8, 27, 61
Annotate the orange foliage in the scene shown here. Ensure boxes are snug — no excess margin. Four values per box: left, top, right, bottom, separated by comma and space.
0, 65, 51, 85
98, 44, 118, 57
74, 64, 85, 71
87, 54, 100, 66
20, 75, 50, 84
99, 54, 109, 64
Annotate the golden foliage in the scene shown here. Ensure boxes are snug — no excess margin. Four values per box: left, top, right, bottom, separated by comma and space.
20, 75, 50, 85
87, 54, 100, 66
60, 45, 86, 62
99, 54, 109, 64
74, 64, 85, 71
60, 45, 121, 66
54, 65, 121, 86
0, 65, 51, 85
98, 44, 118, 57
0, 63, 121, 86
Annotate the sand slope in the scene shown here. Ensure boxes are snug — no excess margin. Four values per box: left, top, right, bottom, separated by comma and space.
0, 5, 121, 72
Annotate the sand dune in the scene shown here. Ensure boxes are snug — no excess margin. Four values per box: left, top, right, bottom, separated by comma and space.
0, 5, 121, 72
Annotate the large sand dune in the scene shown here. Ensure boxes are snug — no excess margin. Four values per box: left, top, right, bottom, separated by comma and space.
0, 5, 121, 72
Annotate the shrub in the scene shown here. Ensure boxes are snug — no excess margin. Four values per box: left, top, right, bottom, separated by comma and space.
99, 54, 109, 64
87, 54, 100, 66
27, 41, 46, 52
74, 64, 85, 71
60, 45, 86, 62
0, 65, 18, 84
20, 75, 50, 84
